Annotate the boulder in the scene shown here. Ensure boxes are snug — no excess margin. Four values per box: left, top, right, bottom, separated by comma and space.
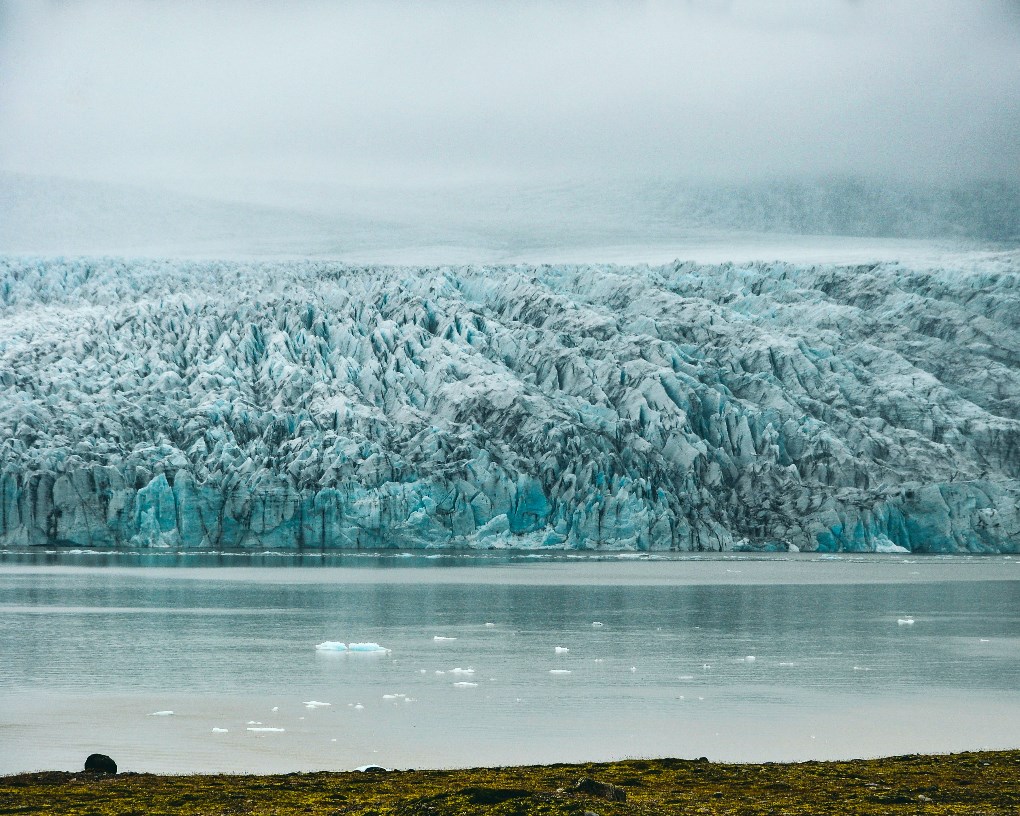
84, 754, 117, 774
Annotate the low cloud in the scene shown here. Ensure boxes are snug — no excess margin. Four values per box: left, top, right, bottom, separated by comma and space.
1, 0, 1018, 192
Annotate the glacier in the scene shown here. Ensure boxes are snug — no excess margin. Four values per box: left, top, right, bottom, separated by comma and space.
0, 254, 1017, 553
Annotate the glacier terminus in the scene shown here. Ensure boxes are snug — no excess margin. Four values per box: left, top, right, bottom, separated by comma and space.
0, 254, 1017, 554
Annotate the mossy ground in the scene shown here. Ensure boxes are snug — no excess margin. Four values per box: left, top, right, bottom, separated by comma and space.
2, 750, 1018, 815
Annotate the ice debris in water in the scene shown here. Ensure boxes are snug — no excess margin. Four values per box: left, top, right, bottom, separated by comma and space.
897, 618, 916, 625
148, 711, 174, 716
554, 646, 570, 654
549, 669, 572, 675
453, 681, 479, 687
211, 728, 228, 733
743, 656, 756, 662
247, 727, 285, 733
592, 622, 604, 628
303, 701, 332, 708
484, 622, 496, 627
433, 636, 457, 642
315, 641, 390, 652
449, 667, 475, 675
349, 642, 390, 653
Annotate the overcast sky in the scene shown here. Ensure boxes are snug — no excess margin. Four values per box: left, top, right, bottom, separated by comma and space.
1, 0, 1018, 192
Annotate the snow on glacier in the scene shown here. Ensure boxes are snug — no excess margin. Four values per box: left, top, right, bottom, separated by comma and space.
0, 254, 1018, 553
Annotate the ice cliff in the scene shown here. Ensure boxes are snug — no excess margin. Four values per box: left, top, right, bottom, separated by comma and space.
1, 255, 1018, 552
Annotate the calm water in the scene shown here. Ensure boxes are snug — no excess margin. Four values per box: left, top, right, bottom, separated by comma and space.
1, 552, 1018, 774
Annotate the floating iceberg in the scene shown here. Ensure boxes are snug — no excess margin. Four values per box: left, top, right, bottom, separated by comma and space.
348, 642, 390, 653
549, 669, 572, 675
303, 700, 332, 708
247, 727, 285, 733
433, 636, 457, 642
554, 646, 570, 654
315, 641, 390, 653
897, 618, 915, 625
453, 681, 478, 687
148, 710, 174, 716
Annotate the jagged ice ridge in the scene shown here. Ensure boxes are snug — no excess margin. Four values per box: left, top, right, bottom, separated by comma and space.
1, 255, 1018, 552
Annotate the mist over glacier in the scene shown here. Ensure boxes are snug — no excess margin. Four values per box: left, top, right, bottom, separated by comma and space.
1, 254, 1017, 552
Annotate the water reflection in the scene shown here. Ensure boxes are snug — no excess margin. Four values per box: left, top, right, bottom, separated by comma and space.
0, 560, 1017, 773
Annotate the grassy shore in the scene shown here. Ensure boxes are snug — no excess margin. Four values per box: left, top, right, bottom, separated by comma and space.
3, 750, 1018, 815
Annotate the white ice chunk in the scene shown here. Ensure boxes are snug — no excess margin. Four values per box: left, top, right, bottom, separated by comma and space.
897, 618, 915, 625
484, 622, 496, 627
303, 701, 332, 708
744, 655, 756, 662
315, 641, 348, 651
211, 728, 229, 733
348, 642, 391, 653
554, 646, 569, 654
148, 710, 174, 716
453, 681, 479, 687
592, 622, 604, 627
433, 636, 457, 642
247, 727, 285, 733
549, 669, 572, 675
449, 667, 475, 675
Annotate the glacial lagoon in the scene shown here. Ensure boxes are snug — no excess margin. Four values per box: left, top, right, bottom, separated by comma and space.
0, 552, 1018, 774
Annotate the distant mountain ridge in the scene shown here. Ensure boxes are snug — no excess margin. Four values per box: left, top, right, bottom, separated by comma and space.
2, 173, 1016, 259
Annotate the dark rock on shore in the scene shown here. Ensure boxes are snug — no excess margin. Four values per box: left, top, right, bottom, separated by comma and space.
84, 754, 117, 774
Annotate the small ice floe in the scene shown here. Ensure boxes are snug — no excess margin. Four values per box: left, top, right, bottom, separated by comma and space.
354, 704, 364, 710
778, 662, 797, 667
419, 669, 427, 674
211, 728, 229, 733
433, 636, 457, 642
449, 667, 475, 675
349, 642, 390, 653
435, 670, 446, 675
303, 701, 332, 709
484, 622, 496, 627
980, 638, 991, 642
382, 693, 406, 700
247, 727, 285, 733
453, 681, 479, 687
549, 669, 572, 675
272, 706, 279, 712
678, 675, 694, 680
630, 666, 637, 672
248, 721, 262, 725
316, 641, 390, 653
743, 656, 756, 662
554, 646, 570, 654
897, 617, 915, 625
853, 666, 871, 672
148, 710, 174, 716
702, 664, 712, 670
592, 621, 604, 627
593, 658, 604, 663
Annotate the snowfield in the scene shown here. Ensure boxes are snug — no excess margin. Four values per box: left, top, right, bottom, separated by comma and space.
1, 254, 1017, 552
